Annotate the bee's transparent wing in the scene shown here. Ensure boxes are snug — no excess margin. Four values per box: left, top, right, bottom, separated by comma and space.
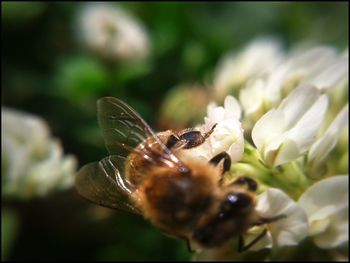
75, 155, 141, 214
97, 97, 154, 157
97, 97, 182, 165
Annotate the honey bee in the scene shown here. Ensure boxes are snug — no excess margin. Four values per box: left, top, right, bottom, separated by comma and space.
75, 97, 284, 252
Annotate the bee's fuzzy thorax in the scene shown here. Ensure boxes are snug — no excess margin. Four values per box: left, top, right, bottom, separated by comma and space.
136, 159, 222, 233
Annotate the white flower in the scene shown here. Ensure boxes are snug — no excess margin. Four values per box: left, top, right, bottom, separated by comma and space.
1, 107, 77, 199
252, 85, 328, 166
308, 104, 348, 167
239, 46, 346, 119
239, 78, 265, 117
305, 56, 348, 92
183, 96, 244, 164
78, 3, 150, 61
268, 46, 339, 95
213, 38, 283, 100
298, 176, 348, 248
245, 188, 308, 251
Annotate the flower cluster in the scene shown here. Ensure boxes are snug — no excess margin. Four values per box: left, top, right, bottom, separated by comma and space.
2, 108, 77, 199
185, 38, 348, 260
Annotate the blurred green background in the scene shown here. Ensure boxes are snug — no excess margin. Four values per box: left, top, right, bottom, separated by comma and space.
1, 1, 348, 260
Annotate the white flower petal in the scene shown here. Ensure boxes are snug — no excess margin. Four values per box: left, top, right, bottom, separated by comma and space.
239, 79, 265, 116
264, 47, 337, 105
312, 210, 348, 248
193, 96, 244, 163
283, 47, 338, 88
227, 134, 245, 163
264, 64, 289, 105
252, 109, 285, 154
213, 38, 283, 99
299, 176, 348, 219
2, 135, 29, 185
205, 103, 225, 126
2, 107, 77, 199
252, 85, 329, 166
308, 104, 349, 164
269, 138, 300, 167
245, 225, 273, 251
285, 94, 328, 148
207, 120, 244, 162
224, 95, 242, 120
273, 94, 328, 166
298, 175, 349, 248
292, 47, 337, 73
308, 58, 349, 91
278, 84, 322, 128
256, 188, 308, 247
78, 3, 149, 61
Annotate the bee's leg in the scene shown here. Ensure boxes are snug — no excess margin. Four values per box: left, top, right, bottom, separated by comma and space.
237, 215, 286, 252
179, 123, 217, 149
179, 235, 195, 253
209, 151, 231, 178
238, 228, 267, 252
230, 176, 258, 192
254, 214, 287, 225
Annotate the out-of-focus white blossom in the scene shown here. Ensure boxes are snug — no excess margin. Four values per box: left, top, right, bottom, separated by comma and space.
78, 3, 150, 61
266, 47, 340, 96
2, 107, 77, 199
182, 96, 244, 164
239, 78, 265, 117
252, 85, 328, 167
298, 176, 348, 249
213, 38, 284, 100
239, 46, 347, 120
305, 56, 348, 92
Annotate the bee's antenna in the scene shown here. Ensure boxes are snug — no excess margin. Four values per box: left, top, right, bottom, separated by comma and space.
204, 123, 218, 139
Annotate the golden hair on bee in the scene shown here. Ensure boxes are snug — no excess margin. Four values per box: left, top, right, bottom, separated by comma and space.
135, 158, 221, 233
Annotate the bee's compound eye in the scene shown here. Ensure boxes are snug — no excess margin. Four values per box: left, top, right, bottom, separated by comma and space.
221, 193, 251, 214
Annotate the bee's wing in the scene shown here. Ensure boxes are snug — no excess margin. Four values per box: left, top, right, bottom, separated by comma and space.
97, 97, 185, 167
75, 155, 141, 214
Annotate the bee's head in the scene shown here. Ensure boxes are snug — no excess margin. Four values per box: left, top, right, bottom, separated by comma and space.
192, 191, 256, 247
